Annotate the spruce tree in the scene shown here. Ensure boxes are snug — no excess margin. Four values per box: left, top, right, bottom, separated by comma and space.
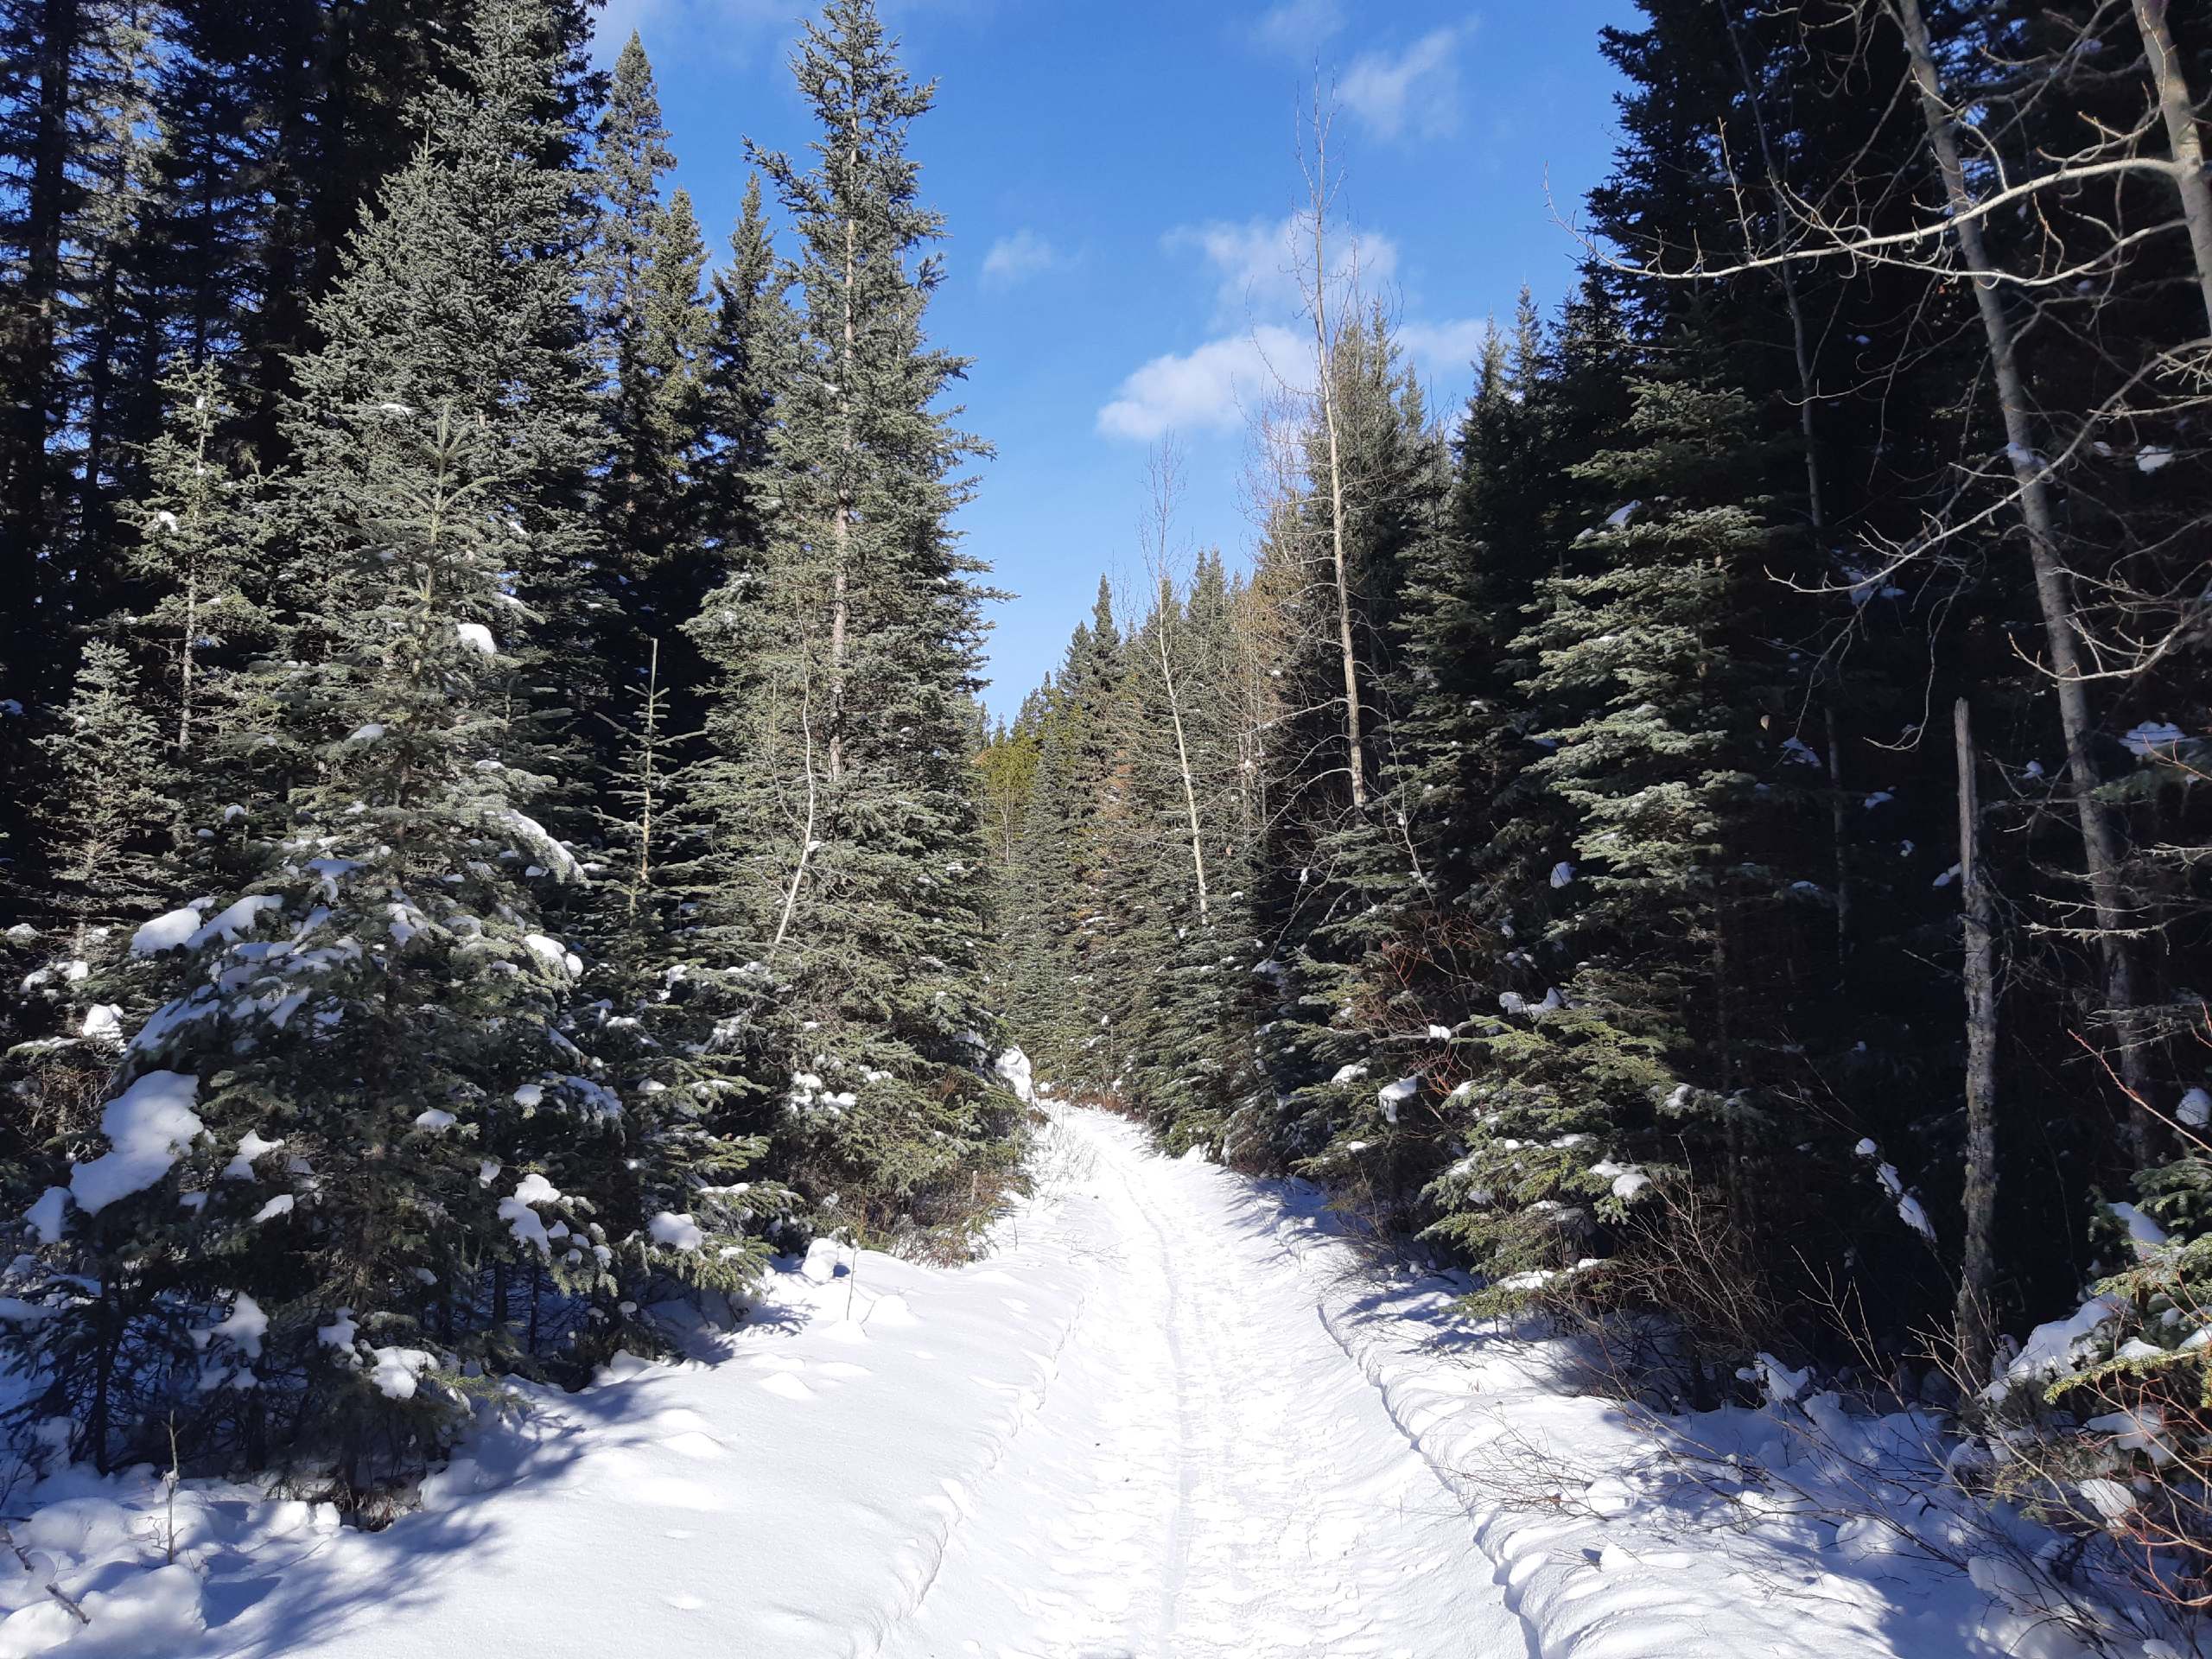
30, 640, 176, 949
3, 0, 690, 1481
283, 0, 605, 732
680, 0, 1008, 1237
115, 361, 271, 755
591, 35, 712, 698
1427, 355, 1800, 1311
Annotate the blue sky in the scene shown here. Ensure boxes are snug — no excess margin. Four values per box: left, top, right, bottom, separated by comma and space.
593, 0, 1639, 713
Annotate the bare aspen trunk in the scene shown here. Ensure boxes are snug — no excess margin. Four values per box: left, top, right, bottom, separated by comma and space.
1891, 0, 2153, 1157
1954, 697, 2000, 1384
1159, 631, 1211, 920
179, 577, 197, 753
829, 175, 857, 788
1141, 448, 1212, 918
1304, 114, 1366, 811
1824, 704, 1852, 976
770, 690, 820, 959
631, 638, 659, 919
2133, 0, 2212, 328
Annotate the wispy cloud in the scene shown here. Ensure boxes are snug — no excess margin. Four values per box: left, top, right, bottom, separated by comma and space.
981, 229, 1062, 289
1096, 325, 1307, 442
1251, 0, 1344, 57
1338, 25, 1470, 141
1397, 317, 1493, 373
1169, 213, 1399, 321
589, 0, 795, 65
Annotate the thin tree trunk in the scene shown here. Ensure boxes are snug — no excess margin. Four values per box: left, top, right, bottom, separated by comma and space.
2133, 0, 2212, 328
828, 179, 857, 788
1825, 704, 1852, 977
1955, 697, 2000, 1385
179, 578, 198, 752
1157, 622, 1211, 920
80, 247, 121, 549
631, 638, 659, 918
1141, 448, 1211, 918
1304, 112, 1366, 811
770, 688, 820, 959
1891, 0, 2154, 1158
1718, 1, 1826, 529
1712, 898, 1745, 1230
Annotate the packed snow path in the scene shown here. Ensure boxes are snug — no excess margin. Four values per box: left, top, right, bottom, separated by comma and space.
161, 1109, 1520, 1659
16, 1108, 2120, 1657
877, 1110, 1522, 1658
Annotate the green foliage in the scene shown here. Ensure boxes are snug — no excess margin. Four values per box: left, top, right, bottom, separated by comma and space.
675, 0, 1011, 1241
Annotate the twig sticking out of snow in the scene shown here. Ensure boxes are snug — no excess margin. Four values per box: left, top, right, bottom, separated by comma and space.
0, 1522, 90, 1626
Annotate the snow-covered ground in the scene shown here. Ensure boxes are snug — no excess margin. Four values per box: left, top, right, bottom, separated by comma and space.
0, 1106, 2186, 1657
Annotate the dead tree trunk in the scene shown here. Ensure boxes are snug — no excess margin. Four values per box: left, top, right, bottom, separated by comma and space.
2133, 0, 2212, 328
828, 139, 859, 788
1891, 0, 2155, 1158
1301, 108, 1367, 812
1954, 697, 2000, 1385
1141, 444, 1211, 919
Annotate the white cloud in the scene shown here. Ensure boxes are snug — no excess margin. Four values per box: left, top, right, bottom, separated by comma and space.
1253, 0, 1344, 56
1339, 26, 1468, 141
1097, 325, 1307, 442
1170, 214, 1399, 321
590, 0, 788, 63
1397, 317, 1492, 371
981, 229, 1061, 288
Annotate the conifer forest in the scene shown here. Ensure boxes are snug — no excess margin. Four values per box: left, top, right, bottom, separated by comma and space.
3, 0, 2212, 1653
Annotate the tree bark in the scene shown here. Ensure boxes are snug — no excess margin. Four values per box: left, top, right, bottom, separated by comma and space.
1155, 602, 1211, 920
1304, 114, 1367, 812
1891, 0, 2155, 1159
2133, 0, 2212, 329
1954, 697, 2000, 1385
1141, 449, 1212, 918
829, 155, 857, 789
770, 684, 820, 960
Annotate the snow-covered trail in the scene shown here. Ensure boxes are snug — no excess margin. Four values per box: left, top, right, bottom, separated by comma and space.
12, 1105, 2096, 1659
879, 1109, 1522, 1659
152, 1107, 1521, 1659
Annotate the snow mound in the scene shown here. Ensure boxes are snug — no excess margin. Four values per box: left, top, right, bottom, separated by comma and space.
994, 1048, 1035, 1105
1376, 1077, 1416, 1124
650, 1212, 704, 1253
130, 906, 204, 957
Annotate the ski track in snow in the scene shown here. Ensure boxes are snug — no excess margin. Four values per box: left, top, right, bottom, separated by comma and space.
4, 1107, 2111, 1658
880, 1112, 1520, 1659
